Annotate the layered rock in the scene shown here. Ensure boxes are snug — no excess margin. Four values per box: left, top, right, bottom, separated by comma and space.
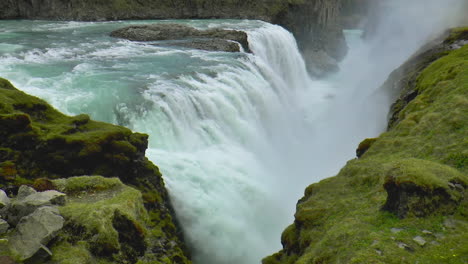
0, 0, 346, 76
0, 79, 191, 263
263, 28, 468, 264
110, 23, 250, 52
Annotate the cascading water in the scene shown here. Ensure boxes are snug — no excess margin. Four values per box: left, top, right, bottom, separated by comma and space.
0, 1, 465, 261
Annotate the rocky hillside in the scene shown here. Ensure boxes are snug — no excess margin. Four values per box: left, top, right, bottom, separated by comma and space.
263, 28, 468, 264
0, 78, 191, 263
0, 0, 346, 76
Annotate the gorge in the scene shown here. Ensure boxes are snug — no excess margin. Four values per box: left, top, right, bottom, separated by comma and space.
0, 0, 467, 264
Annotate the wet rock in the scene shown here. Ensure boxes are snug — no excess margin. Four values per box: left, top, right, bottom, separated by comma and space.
6, 189, 66, 226
156, 39, 242, 52
111, 23, 250, 53
413, 236, 426, 246
0, 219, 9, 234
9, 206, 64, 261
0, 190, 9, 209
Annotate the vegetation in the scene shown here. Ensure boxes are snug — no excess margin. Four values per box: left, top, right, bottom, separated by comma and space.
263, 29, 468, 264
0, 80, 191, 263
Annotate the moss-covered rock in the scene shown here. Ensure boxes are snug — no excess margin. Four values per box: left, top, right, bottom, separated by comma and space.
48, 176, 188, 264
0, 80, 191, 263
263, 28, 468, 264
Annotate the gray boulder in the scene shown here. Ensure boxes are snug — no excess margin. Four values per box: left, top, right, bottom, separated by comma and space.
6, 190, 66, 226
16, 185, 36, 199
9, 206, 64, 261
110, 23, 250, 53
0, 219, 9, 234
0, 190, 10, 209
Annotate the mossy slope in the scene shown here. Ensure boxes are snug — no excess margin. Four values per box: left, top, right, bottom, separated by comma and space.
263, 29, 468, 264
0, 80, 190, 263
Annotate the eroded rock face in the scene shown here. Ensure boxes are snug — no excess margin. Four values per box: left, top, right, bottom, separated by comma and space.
110, 23, 249, 52
382, 159, 466, 218
9, 206, 64, 261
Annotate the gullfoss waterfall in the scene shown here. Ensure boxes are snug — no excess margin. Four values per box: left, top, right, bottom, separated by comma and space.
2, 5, 464, 261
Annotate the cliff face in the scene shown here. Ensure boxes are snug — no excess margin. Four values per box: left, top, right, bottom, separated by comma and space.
263, 28, 468, 264
0, 78, 191, 263
0, 0, 346, 76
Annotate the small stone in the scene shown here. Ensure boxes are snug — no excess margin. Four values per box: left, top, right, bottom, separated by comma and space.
0, 219, 9, 234
413, 236, 426, 246
397, 242, 413, 251
422, 230, 432, 235
391, 228, 403, 234
0, 190, 10, 210
375, 249, 382, 256
371, 240, 379, 246
431, 241, 440, 246
17, 185, 37, 199
435, 233, 445, 240
443, 218, 456, 229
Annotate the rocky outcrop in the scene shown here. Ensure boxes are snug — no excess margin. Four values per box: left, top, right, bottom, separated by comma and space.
0, 0, 346, 76
110, 23, 250, 52
0, 186, 66, 262
0, 78, 191, 263
263, 28, 468, 264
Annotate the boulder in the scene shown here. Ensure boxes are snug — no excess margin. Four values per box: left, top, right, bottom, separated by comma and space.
110, 23, 250, 52
6, 189, 66, 226
0, 190, 9, 209
16, 185, 36, 199
9, 206, 64, 261
0, 219, 9, 234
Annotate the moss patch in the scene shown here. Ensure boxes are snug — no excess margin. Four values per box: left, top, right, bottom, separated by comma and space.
264, 29, 468, 264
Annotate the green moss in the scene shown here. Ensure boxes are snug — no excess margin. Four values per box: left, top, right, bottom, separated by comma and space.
264, 32, 468, 264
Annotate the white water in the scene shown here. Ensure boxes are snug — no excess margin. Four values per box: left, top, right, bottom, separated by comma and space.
0, 2, 466, 262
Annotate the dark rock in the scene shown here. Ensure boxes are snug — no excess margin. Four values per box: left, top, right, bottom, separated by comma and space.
157, 39, 242, 52
9, 206, 64, 261
110, 23, 249, 53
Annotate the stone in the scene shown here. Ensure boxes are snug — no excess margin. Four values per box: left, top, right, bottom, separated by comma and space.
6, 190, 66, 226
0, 219, 9, 234
397, 242, 413, 252
16, 185, 36, 199
422, 230, 432, 235
443, 218, 456, 229
110, 23, 250, 53
0, 190, 9, 209
9, 206, 64, 261
413, 236, 426, 246
390, 228, 403, 234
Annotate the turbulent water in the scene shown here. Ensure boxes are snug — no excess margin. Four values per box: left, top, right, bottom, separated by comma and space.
0, 6, 463, 262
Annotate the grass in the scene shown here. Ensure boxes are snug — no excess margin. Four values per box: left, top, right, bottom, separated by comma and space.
263, 29, 468, 264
